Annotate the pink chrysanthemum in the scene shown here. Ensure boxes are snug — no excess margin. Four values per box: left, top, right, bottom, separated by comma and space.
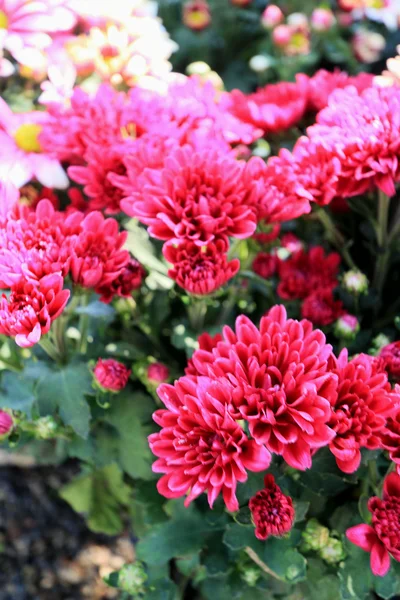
190, 305, 337, 470
130, 145, 261, 245
69, 211, 129, 292
327, 350, 399, 473
0, 274, 70, 347
304, 69, 373, 113
0, 98, 68, 188
228, 80, 308, 135
163, 239, 240, 295
347, 473, 400, 577
277, 246, 340, 301
308, 86, 400, 198
149, 375, 271, 511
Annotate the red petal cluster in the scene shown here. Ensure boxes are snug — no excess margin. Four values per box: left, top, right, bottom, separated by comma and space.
189, 305, 337, 470
249, 474, 295, 540
252, 252, 277, 280
93, 358, 131, 392
163, 239, 240, 296
301, 288, 344, 327
97, 259, 146, 304
380, 341, 400, 381
149, 376, 271, 511
327, 351, 399, 473
347, 473, 400, 576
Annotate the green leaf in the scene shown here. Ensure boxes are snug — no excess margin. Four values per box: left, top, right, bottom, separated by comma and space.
75, 300, 115, 320
104, 392, 154, 479
299, 449, 358, 496
294, 501, 310, 523
0, 371, 36, 417
36, 364, 92, 438
223, 523, 259, 552
60, 464, 130, 535
137, 500, 225, 566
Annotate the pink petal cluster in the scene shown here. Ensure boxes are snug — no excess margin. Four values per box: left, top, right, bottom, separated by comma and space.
93, 358, 131, 392
347, 473, 400, 576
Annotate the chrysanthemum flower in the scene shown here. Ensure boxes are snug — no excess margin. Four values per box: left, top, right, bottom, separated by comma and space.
277, 246, 340, 300
308, 86, 400, 197
252, 252, 277, 279
97, 258, 145, 303
190, 305, 337, 469
249, 474, 295, 540
228, 80, 308, 135
93, 358, 131, 392
347, 473, 400, 576
0, 98, 68, 188
380, 341, 400, 381
327, 350, 399, 473
0, 409, 13, 438
131, 146, 261, 245
69, 211, 129, 292
304, 69, 373, 112
301, 288, 344, 327
0, 273, 70, 347
185, 331, 223, 377
163, 239, 240, 295
149, 376, 271, 511
381, 402, 400, 474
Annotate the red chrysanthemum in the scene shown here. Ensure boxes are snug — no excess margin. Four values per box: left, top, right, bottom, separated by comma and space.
190, 305, 337, 470
327, 350, 399, 473
304, 69, 373, 113
249, 474, 295, 541
228, 80, 308, 135
301, 288, 344, 327
93, 358, 131, 392
70, 211, 129, 293
308, 86, 400, 198
149, 376, 271, 511
185, 331, 223, 377
381, 404, 400, 474
347, 473, 400, 577
97, 258, 146, 304
0, 274, 70, 347
277, 246, 340, 300
380, 341, 400, 381
252, 252, 277, 279
130, 145, 260, 245
163, 239, 240, 295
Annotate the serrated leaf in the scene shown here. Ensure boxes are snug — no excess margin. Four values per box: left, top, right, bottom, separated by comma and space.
36, 364, 92, 438
0, 371, 36, 417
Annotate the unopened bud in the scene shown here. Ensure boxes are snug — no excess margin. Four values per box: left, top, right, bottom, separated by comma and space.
319, 537, 346, 564
261, 4, 284, 28
0, 410, 14, 440
35, 416, 58, 439
147, 362, 170, 384
301, 518, 330, 552
342, 270, 369, 295
334, 314, 360, 341
272, 24, 293, 47
118, 562, 147, 595
311, 8, 336, 31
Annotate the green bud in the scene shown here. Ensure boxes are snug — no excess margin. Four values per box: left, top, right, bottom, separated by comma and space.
369, 333, 391, 355
240, 566, 260, 587
334, 314, 360, 341
34, 416, 58, 439
342, 270, 369, 295
118, 562, 147, 595
301, 519, 330, 552
319, 537, 346, 565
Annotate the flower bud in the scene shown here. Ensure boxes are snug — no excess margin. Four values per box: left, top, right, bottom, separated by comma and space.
319, 537, 346, 564
147, 362, 170, 384
93, 358, 131, 393
0, 410, 14, 440
249, 54, 273, 73
311, 8, 336, 31
118, 562, 147, 595
301, 518, 330, 551
186, 61, 211, 76
240, 565, 260, 587
370, 333, 392, 355
287, 12, 309, 33
334, 314, 360, 341
183, 0, 211, 30
272, 25, 293, 47
35, 416, 58, 440
261, 5, 284, 28
342, 270, 369, 295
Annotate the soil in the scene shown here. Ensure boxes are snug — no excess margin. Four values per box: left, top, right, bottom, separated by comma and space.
0, 464, 134, 600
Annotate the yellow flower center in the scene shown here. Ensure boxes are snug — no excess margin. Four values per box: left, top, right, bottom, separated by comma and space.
0, 10, 8, 29
14, 124, 42, 153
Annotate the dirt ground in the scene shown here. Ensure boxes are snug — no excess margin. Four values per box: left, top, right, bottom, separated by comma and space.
0, 463, 134, 600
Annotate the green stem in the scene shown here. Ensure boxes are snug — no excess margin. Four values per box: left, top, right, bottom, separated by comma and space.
187, 299, 207, 332
39, 336, 62, 363
78, 295, 90, 354
373, 191, 391, 299
52, 316, 67, 364
244, 546, 284, 582
316, 209, 356, 270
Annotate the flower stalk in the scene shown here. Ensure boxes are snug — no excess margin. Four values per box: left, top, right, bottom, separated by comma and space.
373, 191, 391, 299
